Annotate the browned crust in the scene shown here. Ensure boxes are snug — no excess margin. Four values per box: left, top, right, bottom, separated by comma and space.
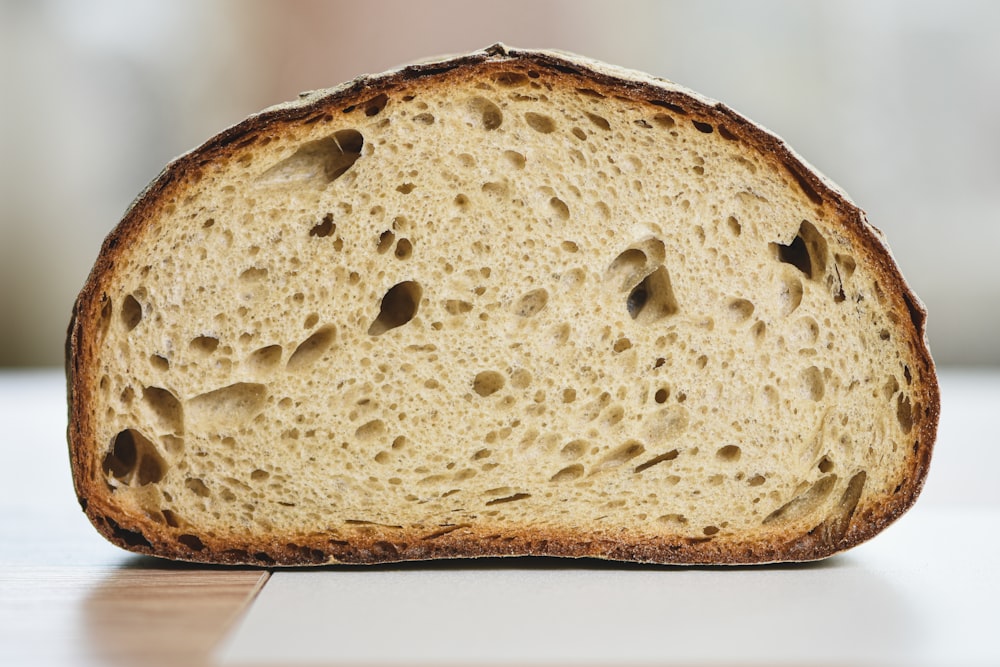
67, 44, 939, 566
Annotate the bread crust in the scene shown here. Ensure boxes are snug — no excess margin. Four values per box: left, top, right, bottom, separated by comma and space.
67, 44, 938, 566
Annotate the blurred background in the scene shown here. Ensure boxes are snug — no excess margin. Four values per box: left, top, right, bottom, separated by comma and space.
1, 0, 997, 367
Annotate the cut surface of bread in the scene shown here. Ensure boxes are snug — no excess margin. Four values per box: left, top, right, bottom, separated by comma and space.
67, 44, 938, 565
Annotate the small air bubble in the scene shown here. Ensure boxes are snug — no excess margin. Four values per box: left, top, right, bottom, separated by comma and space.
473, 371, 505, 397
394, 238, 413, 259
503, 150, 526, 169
716, 445, 741, 462
585, 112, 611, 130
549, 197, 570, 220
121, 294, 142, 331
525, 112, 556, 133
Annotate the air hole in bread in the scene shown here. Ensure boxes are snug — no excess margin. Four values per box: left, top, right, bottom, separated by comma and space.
412, 112, 434, 125
836, 253, 857, 280
716, 445, 742, 462
287, 325, 336, 370
550, 465, 584, 482
585, 112, 611, 131
355, 419, 386, 441
481, 181, 508, 198
510, 368, 533, 389
764, 474, 837, 525
896, 394, 913, 434
751, 320, 767, 343
783, 160, 823, 204
800, 366, 825, 401
187, 383, 267, 430
239, 267, 268, 283
121, 294, 143, 331
549, 197, 570, 220
882, 376, 900, 401
106, 518, 152, 548
515, 288, 549, 317
772, 221, 828, 282
628, 266, 679, 322
150, 354, 169, 371
693, 120, 713, 133
142, 387, 183, 435
189, 336, 219, 355
633, 449, 678, 473
363, 93, 389, 116
718, 125, 738, 141
651, 99, 686, 114
593, 440, 646, 473
177, 533, 206, 551
726, 299, 754, 324
571, 127, 587, 141
98, 296, 113, 338
467, 97, 503, 130
473, 371, 505, 397
368, 281, 422, 336
258, 129, 364, 185
503, 150, 526, 169
377, 230, 395, 254
485, 492, 531, 506
103, 429, 166, 486
525, 112, 556, 134
495, 70, 530, 87
609, 248, 648, 289
394, 238, 413, 259
560, 440, 588, 460
309, 214, 335, 238
726, 216, 742, 236
652, 113, 675, 128
774, 235, 811, 277
445, 299, 473, 315
779, 276, 804, 316
248, 345, 282, 373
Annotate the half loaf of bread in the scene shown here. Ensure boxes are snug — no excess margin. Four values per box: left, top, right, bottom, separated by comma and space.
67, 44, 938, 565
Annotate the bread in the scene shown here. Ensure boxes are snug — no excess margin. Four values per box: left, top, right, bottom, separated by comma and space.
67, 44, 938, 565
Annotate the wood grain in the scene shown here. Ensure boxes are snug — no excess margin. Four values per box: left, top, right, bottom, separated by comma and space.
84, 567, 268, 666
1, 565, 267, 667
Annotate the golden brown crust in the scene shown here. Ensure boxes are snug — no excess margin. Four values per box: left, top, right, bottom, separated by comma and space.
67, 44, 938, 566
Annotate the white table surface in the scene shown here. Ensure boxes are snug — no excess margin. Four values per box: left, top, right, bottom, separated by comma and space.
2, 368, 998, 666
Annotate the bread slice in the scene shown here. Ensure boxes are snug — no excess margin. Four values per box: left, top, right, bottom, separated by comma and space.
67, 44, 938, 565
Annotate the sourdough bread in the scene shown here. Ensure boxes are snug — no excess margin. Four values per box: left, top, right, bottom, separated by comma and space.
67, 44, 938, 565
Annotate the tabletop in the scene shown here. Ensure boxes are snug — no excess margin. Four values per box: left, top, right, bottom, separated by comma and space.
1, 368, 998, 666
